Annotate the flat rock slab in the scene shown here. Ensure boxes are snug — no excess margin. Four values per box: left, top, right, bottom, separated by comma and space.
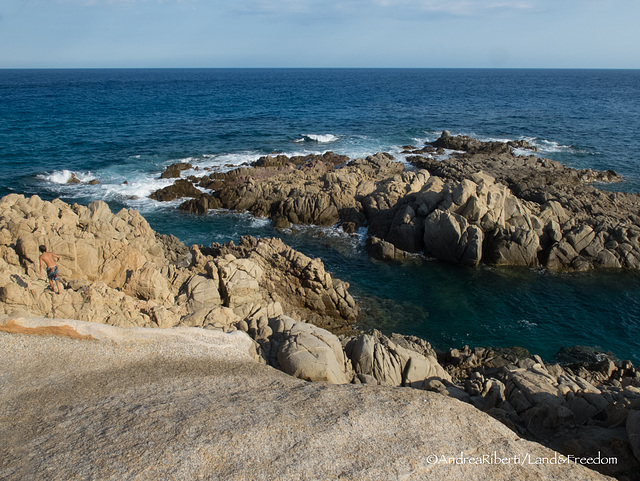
0, 318, 611, 480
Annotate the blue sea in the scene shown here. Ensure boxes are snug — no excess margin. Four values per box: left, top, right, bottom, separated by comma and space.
1, 68, 640, 362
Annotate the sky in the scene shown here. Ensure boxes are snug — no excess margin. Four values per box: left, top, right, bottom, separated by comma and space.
1, 0, 639, 68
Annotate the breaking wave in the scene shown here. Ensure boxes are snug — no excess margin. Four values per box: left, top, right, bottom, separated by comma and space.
294, 134, 340, 143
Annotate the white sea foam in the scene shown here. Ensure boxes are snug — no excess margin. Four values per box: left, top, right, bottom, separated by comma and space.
248, 216, 271, 228
102, 173, 175, 201
295, 134, 340, 143
40, 170, 96, 184
168, 152, 263, 174
517, 319, 539, 329
526, 138, 575, 153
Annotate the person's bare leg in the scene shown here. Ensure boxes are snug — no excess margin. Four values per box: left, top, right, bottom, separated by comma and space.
56, 279, 62, 295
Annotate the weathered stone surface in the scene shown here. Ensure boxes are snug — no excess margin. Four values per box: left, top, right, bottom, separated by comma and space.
178, 193, 223, 214
141, 132, 640, 271
435, 342, 640, 478
347, 330, 450, 387
485, 227, 540, 267
0, 318, 611, 481
188, 271, 221, 306
276, 317, 353, 384
423, 210, 483, 266
217, 256, 264, 312
208, 236, 358, 331
0, 195, 358, 337
159, 162, 192, 179
123, 264, 172, 302
627, 410, 640, 463
365, 236, 410, 261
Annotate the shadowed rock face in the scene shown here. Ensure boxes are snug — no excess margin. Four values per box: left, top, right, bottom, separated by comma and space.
149, 133, 639, 271
0, 319, 612, 481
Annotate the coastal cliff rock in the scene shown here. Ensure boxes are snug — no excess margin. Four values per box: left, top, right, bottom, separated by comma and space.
149, 178, 202, 201
0, 194, 357, 335
206, 236, 358, 331
408, 132, 636, 270
148, 132, 640, 271
0, 317, 612, 481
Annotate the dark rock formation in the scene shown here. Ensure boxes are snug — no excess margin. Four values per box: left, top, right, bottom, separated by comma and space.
149, 179, 202, 202
147, 132, 640, 271
160, 162, 193, 179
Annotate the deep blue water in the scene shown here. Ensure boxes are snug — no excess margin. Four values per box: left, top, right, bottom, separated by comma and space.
1, 68, 640, 362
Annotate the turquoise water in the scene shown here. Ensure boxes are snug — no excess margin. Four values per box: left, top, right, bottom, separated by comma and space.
1, 68, 639, 362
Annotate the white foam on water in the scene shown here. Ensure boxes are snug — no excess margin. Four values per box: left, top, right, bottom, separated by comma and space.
526, 138, 576, 154
39, 169, 96, 184
180, 152, 263, 174
248, 215, 271, 228
295, 134, 340, 143
36, 162, 181, 213
517, 319, 539, 329
102, 173, 175, 201
411, 135, 433, 147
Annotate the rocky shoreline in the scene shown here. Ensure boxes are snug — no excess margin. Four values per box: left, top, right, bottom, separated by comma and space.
0, 195, 640, 479
1, 193, 639, 479
151, 132, 640, 271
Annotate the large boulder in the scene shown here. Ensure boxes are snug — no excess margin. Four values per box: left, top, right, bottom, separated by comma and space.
123, 265, 172, 303
216, 255, 264, 318
182, 273, 221, 312
485, 227, 540, 267
149, 179, 202, 202
209, 236, 358, 331
348, 331, 450, 387
423, 210, 483, 266
276, 317, 353, 384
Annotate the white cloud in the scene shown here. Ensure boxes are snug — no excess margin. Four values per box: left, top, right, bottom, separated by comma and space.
55, 0, 194, 5
232, 0, 316, 15
230, 0, 537, 18
371, 0, 536, 15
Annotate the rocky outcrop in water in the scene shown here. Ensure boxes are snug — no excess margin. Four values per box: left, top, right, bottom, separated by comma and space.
149, 133, 639, 271
159, 161, 193, 179
0, 195, 357, 334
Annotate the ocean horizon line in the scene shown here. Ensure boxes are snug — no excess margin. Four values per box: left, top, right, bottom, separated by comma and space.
2, 66, 640, 71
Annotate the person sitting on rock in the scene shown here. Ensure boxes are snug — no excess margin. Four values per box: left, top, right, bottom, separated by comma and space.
39, 245, 62, 294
